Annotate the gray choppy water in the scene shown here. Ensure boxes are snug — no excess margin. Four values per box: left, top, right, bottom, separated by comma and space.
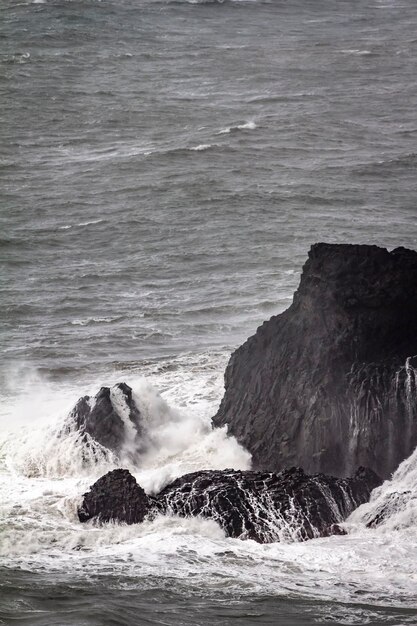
2, 0, 417, 381
2, 0, 417, 624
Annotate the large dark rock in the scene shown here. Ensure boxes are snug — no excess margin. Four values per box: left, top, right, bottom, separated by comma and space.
78, 466, 381, 543
78, 468, 151, 524
212, 243, 417, 479
68, 382, 143, 459
155, 466, 381, 542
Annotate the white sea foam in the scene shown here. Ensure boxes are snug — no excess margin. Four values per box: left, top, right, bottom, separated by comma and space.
77, 218, 104, 227
348, 445, 417, 532
0, 365, 250, 488
70, 315, 123, 326
189, 143, 213, 151
340, 49, 373, 56
218, 120, 257, 134
237, 120, 257, 130
1, 355, 417, 611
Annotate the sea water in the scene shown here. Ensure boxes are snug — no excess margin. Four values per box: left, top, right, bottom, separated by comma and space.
2, 0, 417, 623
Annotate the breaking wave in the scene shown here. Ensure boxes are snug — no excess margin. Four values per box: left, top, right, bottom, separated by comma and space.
349, 444, 417, 532
1, 358, 417, 615
217, 120, 257, 134
1, 377, 250, 491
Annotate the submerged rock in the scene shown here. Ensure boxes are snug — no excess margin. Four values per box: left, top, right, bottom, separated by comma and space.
78, 468, 151, 524
78, 466, 381, 543
212, 243, 417, 479
68, 382, 143, 458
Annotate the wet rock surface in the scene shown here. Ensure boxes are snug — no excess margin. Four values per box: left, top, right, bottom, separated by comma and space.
212, 243, 417, 479
69, 382, 143, 457
78, 468, 151, 524
78, 466, 381, 542
155, 466, 381, 542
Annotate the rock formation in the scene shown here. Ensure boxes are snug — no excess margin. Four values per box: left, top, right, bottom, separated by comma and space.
212, 243, 417, 480
68, 382, 143, 458
155, 466, 380, 542
78, 468, 151, 524
78, 466, 381, 542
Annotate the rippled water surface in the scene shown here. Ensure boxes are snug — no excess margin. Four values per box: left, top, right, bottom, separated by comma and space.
2, 0, 417, 624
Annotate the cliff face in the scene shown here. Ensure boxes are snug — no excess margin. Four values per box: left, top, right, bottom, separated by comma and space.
212, 243, 417, 479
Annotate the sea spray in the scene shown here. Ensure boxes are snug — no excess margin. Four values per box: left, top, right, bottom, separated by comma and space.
131, 380, 251, 493
0, 377, 250, 489
348, 443, 417, 532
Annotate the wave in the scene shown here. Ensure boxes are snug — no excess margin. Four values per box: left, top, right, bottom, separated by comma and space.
2, 356, 417, 613
2, 370, 417, 612
0, 378, 250, 490
1, 53, 30, 65
70, 315, 126, 326
340, 49, 374, 56
77, 218, 104, 227
58, 218, 104, 231
189, 143, 214, 151
217, 120, 257, 134
348, 444, 417, 532
159, 0, 260, 4
346, 152, 417, 177
0, 511, 225, 559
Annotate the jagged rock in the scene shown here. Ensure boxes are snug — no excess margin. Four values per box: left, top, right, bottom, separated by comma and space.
78, 466, 381, 543
155, 466, 381, 542
78, 468, 151, 524
212, 243, 417, 479
69, 382, 143, 458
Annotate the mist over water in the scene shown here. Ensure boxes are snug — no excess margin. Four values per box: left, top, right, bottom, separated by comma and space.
2, 0, 417, 624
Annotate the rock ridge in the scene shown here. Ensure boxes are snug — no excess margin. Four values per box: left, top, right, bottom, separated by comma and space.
78, 466, 381, 543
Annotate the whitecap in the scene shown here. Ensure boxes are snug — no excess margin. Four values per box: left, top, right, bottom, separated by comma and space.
77, 219, 104, 227
340, 49, 373, 56
217, 120, 257, 134
189, 143, 213, 151
70, 316, 123, 326
237, 120, 257, 130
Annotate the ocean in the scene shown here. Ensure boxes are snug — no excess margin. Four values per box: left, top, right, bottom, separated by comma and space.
2, 0, 417, 623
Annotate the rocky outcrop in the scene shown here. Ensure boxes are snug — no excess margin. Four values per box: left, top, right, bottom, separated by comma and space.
156, 466, 380, 542
68, 383, 143, 459
212, 243, 417, 479
78, 466, 381, 542
78, 468, 151, 524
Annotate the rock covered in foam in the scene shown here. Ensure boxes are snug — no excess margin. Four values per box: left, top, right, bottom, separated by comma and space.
78, 466, 381, 543
212, 243, 417, 480
155, 466, 381, 542
68, 383, 143, 458
78, 468, 151, 524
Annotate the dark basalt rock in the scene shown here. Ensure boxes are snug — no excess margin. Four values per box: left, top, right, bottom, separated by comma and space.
78, 468, 151, 524
78, 466, 381, 543
212, 243, 417, 479
155, 466, 381, 542
69, 382, 143, 458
